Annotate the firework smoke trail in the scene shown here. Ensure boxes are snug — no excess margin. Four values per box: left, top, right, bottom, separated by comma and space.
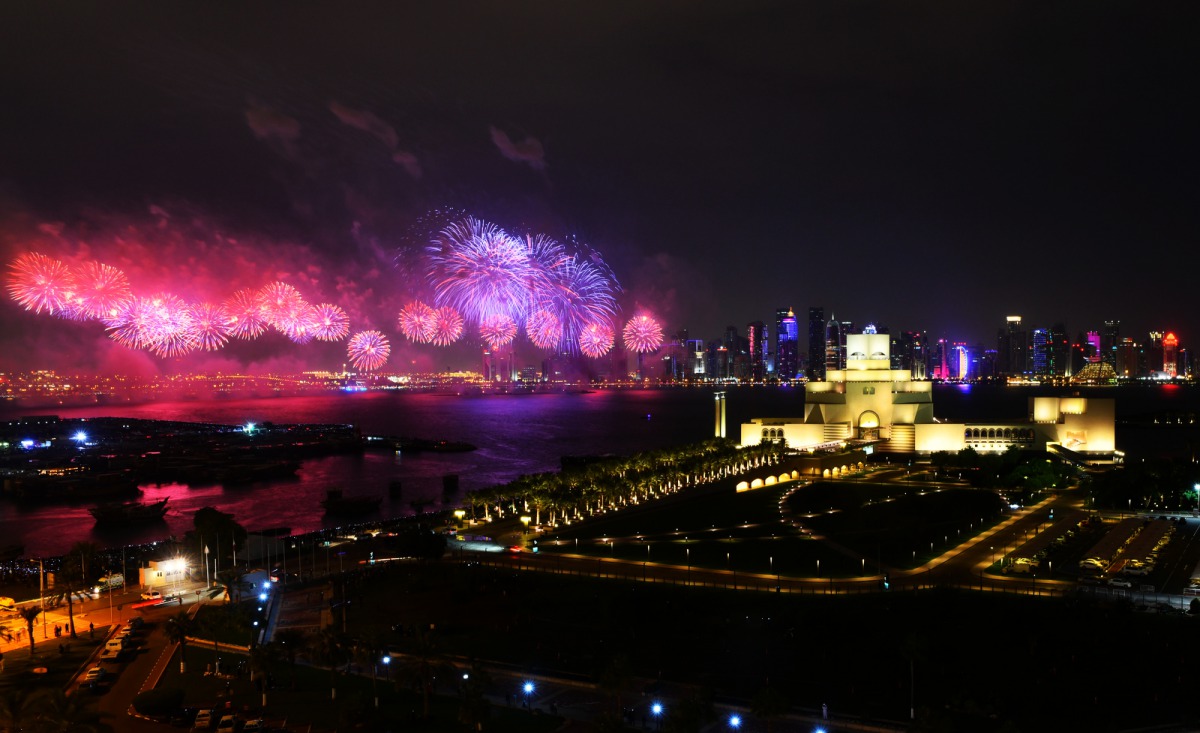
578, 320, 615, 358
525, 309, 562, 350
430, 306, 464, 346
397, 300, 437, 343
479, 313, 518, 349
223, 288, 269, 340
6, 252, 76, 315
426, 217, 538, 323
347, 330, 390, 371
312, 303, 350, 341
622, 314, 663, 353
188, 302, 232, 351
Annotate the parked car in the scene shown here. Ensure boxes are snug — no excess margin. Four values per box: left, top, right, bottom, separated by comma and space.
192, 709, 215, 731
1108, 578, 1133, 588
84, 666, 106, 682
217, 715, 238, 732
140, 590, 163, 601
242, 720, 264, 732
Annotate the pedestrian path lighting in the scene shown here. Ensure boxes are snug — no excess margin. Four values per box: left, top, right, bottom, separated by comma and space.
454, 509, 466, 526
520, 516, 532, 533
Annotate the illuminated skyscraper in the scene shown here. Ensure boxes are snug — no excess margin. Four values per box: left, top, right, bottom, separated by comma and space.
1101, 320, 1120, 368
998, 315, 1028, 376
825, 315, 844, 373
775, 307, 799, 381
807, 307, 825, 381
1164, 332, 1179, 377
747, 320, 766, 382
1032, 328, 1050, 375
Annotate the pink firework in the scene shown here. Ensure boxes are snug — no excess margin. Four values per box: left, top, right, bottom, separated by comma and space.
188, 302, 232, 351
578, 321, 615, 358
143, 293, 198, 358
397, 300, 437, 343
479, 313, 518, 349
71, 260, 132, 320
525, 309, 562, 350
222, 288, 268, 340
258, 281, 310, 333
6, 253, 76, 315
312, 303, 350, 342
430, 306, 464, 346
622, 315, 663, 354
282, 304, 322, 344
347, 330, 390, 371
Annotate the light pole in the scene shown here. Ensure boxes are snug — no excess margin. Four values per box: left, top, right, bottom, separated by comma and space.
651, 701, 663, 730
204, 546, 210, 588
36, 557, 47, 639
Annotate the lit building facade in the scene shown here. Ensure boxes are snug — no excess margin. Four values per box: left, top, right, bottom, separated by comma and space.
741, 333, 1116, 458
775, 307, 799, 381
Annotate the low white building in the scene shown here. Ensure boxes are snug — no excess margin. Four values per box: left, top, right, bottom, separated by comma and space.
741, 333, 1115, 458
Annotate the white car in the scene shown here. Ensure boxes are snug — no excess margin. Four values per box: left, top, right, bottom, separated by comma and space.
140, 590, 162, 601
84, 666, 105, 682
216, 715, 238, 732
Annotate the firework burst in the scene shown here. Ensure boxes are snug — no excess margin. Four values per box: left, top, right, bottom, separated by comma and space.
622, 315, 663, 354
312, 303, 350, 341
71, 260, 132, 321
222, 288, 269, 340
479, 313, 518, 349
187, 302, 233, 351
347, 330, 390, 371
430, 306, 464, 346
525, 309, 562, 350
6, 253, 76, 315
578, 320, 615, 358
427, 217, 536, 322
397, 300, 437, 343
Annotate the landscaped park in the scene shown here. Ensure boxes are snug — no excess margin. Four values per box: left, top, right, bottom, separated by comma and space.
7, 440, 1200, 732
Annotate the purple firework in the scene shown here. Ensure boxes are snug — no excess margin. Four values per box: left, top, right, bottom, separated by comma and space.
426, 217, 537, 322
531, 249, 618, 353
347, 330, 391, 371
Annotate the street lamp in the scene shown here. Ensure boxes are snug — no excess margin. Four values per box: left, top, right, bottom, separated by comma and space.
728, 713, 741, 729
651, 702, 663, 730
523, 681, 534, 709
454, 509, 466, 526
520, 516, 532, 534
204, 545, 210, 588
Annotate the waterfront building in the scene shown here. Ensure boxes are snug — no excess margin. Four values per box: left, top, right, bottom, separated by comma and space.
775, 307, 799, 381
807, 306, 826, 381
740, 332, 1116, 460
998, 315, 1028, 377
1164, 332, 1179, 377
747, 321, 766, 382
1102, 320, 1120, 369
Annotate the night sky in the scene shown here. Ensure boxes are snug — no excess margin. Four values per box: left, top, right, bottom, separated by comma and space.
1, 2, 1195, 373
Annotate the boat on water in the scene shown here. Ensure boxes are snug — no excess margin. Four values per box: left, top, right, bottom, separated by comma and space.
321, 489, 382, 517
89, 498, 169, 524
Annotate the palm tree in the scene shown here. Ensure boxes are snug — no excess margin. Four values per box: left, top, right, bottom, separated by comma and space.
164, 609, 197, 673
0, 689, 40, 733
247, 642, 281, 706
216, 568, 251, 604
598, 653, 634, 720
750, 686, 788, 733
307, 626, 346, 701
17, 606, 41, 655
398, 631, 456, 719
272, 628, 307, 687
47, 562, 87, 640
24, 687, 101, 733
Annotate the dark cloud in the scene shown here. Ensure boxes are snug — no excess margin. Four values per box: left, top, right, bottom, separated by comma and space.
329, 101, 422, 179
489, 126, 546, 171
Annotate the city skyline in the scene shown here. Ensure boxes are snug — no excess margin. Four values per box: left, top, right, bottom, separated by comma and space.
1, 4, 1195, 374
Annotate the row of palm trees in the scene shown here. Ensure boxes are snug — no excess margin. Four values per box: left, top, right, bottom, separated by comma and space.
0, 687, 99, 733
462, 438, 788, 527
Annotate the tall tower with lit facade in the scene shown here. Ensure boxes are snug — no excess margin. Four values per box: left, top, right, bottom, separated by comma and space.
775, 307, 799, 381
1164, 332, 1179, 377
825, 315, 845, 373
747, 321, 766, 382
807, 307, 825, 381
998, 315, 1028, 377
1101, 320, 1120, 368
